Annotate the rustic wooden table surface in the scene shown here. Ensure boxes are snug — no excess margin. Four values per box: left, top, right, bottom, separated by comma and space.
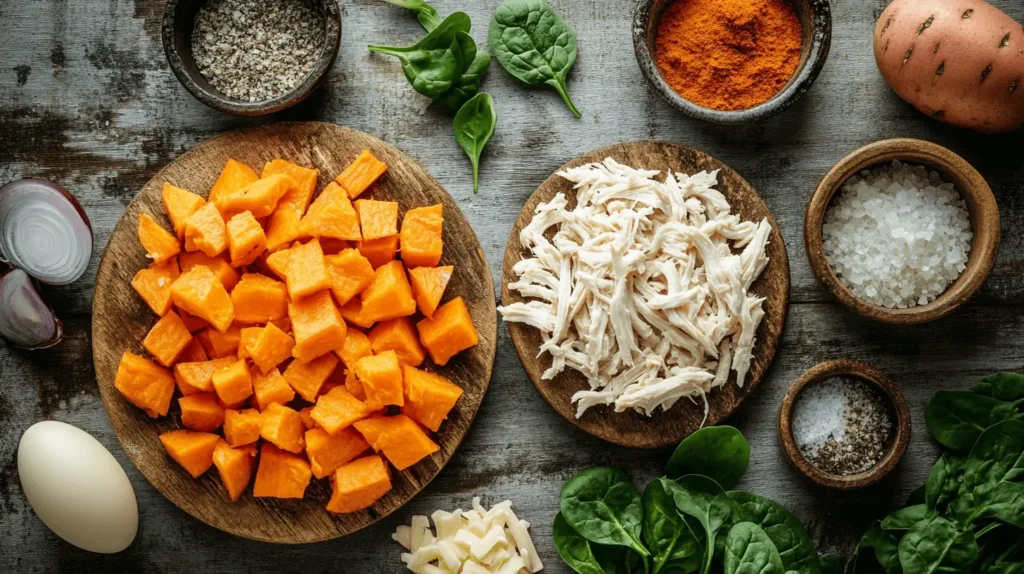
2, 0, 1023, 571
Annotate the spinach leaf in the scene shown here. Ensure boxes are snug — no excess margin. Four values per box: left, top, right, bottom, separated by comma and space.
643, 477, 703, 574
382, 0, 442, 31
561, 467, 649, 557
488, 0, 582, 117
881, 505, 927, 532
369, 12, 473, 100
819, 554, 842, 574
925, 454, 966, 516
845, 524, 893, 574
726, 491, 822, 574
863, 522, 903, 573
434, 46, 491, 112
724, 522, 785, 574
897, 516, 978, 574
959, 419, 1024, 529
553, 511, 614, 574
924, 391, 1018, 453
666, 426, 751, 489
667, 475, 731, 574
453, 92, 496, 194
984, 564, 1024, 574
973, 373, 1024, 403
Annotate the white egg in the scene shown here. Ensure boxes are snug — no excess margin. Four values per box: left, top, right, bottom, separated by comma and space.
18, 421, 139, 553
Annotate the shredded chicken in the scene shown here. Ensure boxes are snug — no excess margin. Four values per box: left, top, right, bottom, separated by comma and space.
499, 158, 771, 418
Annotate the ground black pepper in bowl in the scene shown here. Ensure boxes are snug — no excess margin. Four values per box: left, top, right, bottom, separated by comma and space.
791, 376, 895, 475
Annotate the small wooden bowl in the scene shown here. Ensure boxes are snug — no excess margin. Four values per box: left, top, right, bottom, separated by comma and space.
805, 139, 1000, 324
778, 360, 910, 490
632, 0, 832, 123
162, 0, 341, 116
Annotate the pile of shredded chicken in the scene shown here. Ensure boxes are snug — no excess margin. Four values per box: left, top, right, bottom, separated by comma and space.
499, 158, 771, 418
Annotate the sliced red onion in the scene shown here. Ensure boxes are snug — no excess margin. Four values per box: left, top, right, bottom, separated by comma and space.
0, 179, 93, 285
0, 267, 63, 349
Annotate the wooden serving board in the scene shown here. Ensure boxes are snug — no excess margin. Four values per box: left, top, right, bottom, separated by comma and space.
92, 122, 496, 543
502, 141, 790, 449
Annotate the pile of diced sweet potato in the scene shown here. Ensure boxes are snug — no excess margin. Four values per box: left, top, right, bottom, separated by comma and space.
115, 150, 479, 513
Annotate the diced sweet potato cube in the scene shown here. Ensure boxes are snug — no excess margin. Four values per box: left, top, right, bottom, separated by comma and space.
345, 369, 366, 401
324, 249, 375, 306
183, 203, 229, 258
173, 357, 235, 395
215, 173, 289, 219
236, 327, 261, 359
354, 351, 404, 409
180, 338, 209, 363
352, 414, 438, 471
179, 392, 226, 432
408, 266, 453, 319
298, 182, 361, 241
283, 353, 339, 402
162, 183, 207, 239
251, 367, 295, 411
299, 406, 316, 429
262, 159, 319, 213
280, 239, 331, 300
335, 150, 387, 200
253, 443, 311, 499
416, 297, 479, 366
361, 260, 416, 323
248, 322, 295, 373
142, 310, 193, 367
225, 211, 267, 267
178, 309, 210, 333
170, 266, 235, 332
114, 351, 175, 418
231, 273, 288, 324
223, 408, 261, 446
338, 298, 375, 329
138, 213, 181, 264
311, 386, 369, 435
159, 429, 220, 478
211, 360, 253, 405
289, 290, 347, 362
357, 234, 398, 269
354, 200, 398, 241
265, 206, 302, 252
208, 158, 258, 205
197, 324, 242, 358
402, 364, 463, 432
179, 251, 239, 291
369, 317, 426, 367
259, 403, 306, 453
132, 258, 179, 316
338, 329, 372, 368
306, 427, 370, 479
400, 205, 444, 268
212, 439, 256, 501
326, 454, 391, 513
264, 248, 292, 280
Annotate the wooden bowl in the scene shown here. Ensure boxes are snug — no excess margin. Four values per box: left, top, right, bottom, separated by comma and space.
162, 0, 341, 116
632, 0, 832, 123
502, 141, 790, 449
778, 360, 910, 490
805, 138, 1000, 324
93, 122, 496, 543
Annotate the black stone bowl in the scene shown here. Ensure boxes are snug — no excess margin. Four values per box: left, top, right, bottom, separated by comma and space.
633, 0, 831, 124
162, 0, 341, 116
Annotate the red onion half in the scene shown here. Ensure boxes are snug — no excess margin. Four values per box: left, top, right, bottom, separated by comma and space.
0, 179, 93, 285
0, 267, 63, 349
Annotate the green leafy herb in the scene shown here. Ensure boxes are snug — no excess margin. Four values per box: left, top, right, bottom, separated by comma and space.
434, 47, 491, 111
488, 0, 582, 117
382, 0, 442, 31
666, 426, 750, 489
973, 373, 1024, 403
368, 12, 473, 100
453, 92, 497, 194
925, 453, 966, 516
880, 505, 927, 532
819, 554, 843, 574
667, 475, 731, 574
724, 522, 786, 574
958, 419, 1024, 529
561, 467, 650, 558
725, 492, 822, 574
554, 511, 615, 574
897, 516, 979, 573
643, 477, 702, 574
924, 390, 1018, 453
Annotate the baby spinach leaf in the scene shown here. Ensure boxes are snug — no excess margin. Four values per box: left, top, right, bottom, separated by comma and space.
863, 523, 903, 573
488, 0, 581, 117
553, 511, 614, 574
724, 522, 785, 574
973, 373, 1024, 403
434, 47, 491, 112
453, 92, 496, 194
925, 454, 966, 516
726, 491, 822, 574
959, 419, 1024, 529
984, 564, 1024, 574
667, 475, 731, 574
561, 467, 649, 557
368, 12, 473, 100
643, 477, 703, 574
897, 516, 978, 574
881, 505, 927, 532
666, 426, 750, 489
924, 391, 1018, 453
382, 0, 442, 31
819, 554, 842, 574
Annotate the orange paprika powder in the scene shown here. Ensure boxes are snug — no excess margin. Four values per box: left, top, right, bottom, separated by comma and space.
654, 0, 803, 111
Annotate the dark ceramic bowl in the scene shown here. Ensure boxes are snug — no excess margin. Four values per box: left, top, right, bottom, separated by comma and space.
633, 0, 832, 123
162, 0, 341, 116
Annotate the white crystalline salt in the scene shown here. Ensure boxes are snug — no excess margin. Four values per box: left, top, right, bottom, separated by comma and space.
822, 161, 972, 309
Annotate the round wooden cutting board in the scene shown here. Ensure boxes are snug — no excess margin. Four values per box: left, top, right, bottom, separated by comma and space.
93, 122, 496, 543
502, 142, 789, 449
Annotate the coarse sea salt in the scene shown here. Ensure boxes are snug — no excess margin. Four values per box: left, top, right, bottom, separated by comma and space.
822, 160, 972, 309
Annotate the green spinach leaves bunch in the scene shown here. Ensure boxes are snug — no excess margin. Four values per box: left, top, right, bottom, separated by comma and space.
848, 373, 1024, 574
554, 426, 836, 574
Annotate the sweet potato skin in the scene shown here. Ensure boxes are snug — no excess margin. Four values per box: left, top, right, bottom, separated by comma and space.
874, 0, 1024, 133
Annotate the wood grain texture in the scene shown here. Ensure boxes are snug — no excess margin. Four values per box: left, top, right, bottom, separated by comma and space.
502, 142, 790, 448
91, 122, 497, 543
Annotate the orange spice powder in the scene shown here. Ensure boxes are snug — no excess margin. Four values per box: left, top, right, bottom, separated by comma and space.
654, 0, 803, 111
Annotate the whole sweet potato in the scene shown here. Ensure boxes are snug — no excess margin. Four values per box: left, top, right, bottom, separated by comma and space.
874, 0, 1024, 133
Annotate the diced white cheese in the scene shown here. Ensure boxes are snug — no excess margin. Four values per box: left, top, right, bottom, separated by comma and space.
394, 525, 412, 550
